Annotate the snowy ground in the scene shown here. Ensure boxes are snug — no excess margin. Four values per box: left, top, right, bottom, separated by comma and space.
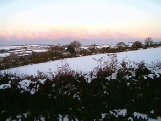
1, 47, 161, 76
1, 47, 161, 121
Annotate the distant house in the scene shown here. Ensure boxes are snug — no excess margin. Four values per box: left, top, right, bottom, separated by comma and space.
80, 46, 90, 51
27, 44, 48, 53
25, 50, 32, 55
126, 42, 134, 47
32, 49, 48, 53
102, 44, 110, 48
28, 44, 49, 50
110, 44, 117, 48
8, 48, 33, 58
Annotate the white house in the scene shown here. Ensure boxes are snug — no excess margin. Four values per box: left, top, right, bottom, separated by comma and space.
126, 42, 134, 47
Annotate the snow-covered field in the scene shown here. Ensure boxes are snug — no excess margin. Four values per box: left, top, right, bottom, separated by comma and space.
1, 47, 161, 76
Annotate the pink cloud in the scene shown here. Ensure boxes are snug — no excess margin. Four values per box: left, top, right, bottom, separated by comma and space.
12, 31, 23, 40
87, 30, 134, 41
130, 32, 151, 39
157, 35, 161, 38
0, 28, 158, 44
0, 31, 10, 40
24, 31, 36, 40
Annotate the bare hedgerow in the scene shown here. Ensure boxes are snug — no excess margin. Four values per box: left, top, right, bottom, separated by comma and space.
92, 53, 137, 79
53, 61, 87, 83
148, 60, 161, 71
92, 54, 118, 79
91, 53, 161, 80
54, 61, 73, 78
36, 70, 48, 79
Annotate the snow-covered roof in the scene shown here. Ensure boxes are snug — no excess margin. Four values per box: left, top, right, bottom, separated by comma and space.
14, 49, 26, 52
25, 51, 32, 54
0, 46, 23, 50
32, 49, 48, 52
102, 45, 110, 48
29, 44, 39, 47
80, 46, 89, 49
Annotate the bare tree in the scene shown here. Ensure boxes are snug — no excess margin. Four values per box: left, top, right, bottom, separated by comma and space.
69, 40, 82, 56
70, 40, 82, 50
145, 37, 153, 47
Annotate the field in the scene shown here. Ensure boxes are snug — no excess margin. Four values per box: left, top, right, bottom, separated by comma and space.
2, 47, 161, 76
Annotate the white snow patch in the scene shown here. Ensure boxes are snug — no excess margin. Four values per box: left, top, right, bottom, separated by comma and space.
134, 112, 148, 120
110, 109, 127, 117
38, 79, 46, 84
148, 74, 155, 79
0, 84, 11, 89
111, 72, 117, 79
148, 117, 161, 121
18, 79, 31, 91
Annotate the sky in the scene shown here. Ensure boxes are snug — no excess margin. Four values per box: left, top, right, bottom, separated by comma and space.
0, 0, 161, 45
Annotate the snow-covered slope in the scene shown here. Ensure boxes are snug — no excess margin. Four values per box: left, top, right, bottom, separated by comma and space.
1, 47, 161, 76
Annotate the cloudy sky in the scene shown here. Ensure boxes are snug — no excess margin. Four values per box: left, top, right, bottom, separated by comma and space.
0, 0, 161, 45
